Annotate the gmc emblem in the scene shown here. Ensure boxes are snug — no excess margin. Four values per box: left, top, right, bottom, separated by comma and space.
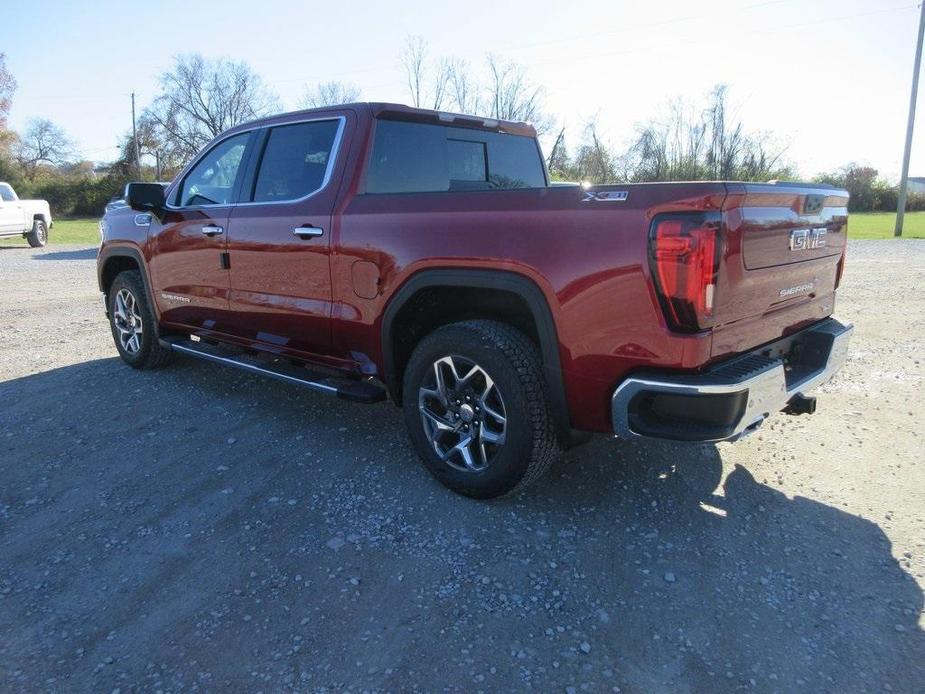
790, 228, 827, 250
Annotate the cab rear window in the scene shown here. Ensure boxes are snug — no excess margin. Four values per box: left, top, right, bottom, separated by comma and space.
365, 119, 546, 194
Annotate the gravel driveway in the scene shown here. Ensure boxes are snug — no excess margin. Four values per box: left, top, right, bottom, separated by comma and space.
0, 241, 923, 692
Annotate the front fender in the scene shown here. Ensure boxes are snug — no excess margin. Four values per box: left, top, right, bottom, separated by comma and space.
97, 244, 158, 318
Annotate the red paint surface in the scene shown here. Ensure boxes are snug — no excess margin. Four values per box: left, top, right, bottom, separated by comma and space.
100, 104, 848, 433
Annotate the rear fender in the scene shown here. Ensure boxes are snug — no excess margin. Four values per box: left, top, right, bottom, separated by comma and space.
381, 268, 572, 445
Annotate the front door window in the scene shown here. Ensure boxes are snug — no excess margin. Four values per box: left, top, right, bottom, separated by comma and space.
177, 133, 250, 207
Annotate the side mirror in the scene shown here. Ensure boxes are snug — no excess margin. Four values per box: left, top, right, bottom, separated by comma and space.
125, 182, 166, 212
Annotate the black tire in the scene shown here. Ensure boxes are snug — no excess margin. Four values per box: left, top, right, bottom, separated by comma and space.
26, 219, 48, 248
107, 270, 172, 370
402, 320, 560, 499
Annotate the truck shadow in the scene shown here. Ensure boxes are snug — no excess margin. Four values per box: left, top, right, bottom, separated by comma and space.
31, 247, 98, 261
0, 356, 921, 689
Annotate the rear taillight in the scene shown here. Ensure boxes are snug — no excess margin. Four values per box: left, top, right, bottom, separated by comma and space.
649, 213, 722, 333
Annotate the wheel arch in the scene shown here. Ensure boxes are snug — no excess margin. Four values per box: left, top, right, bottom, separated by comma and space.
98, 246, 157, 318
381, 268, 571, 444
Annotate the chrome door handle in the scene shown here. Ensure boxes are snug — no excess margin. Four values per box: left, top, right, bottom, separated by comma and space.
293, 226, 323, 238
202, 224, 224, 237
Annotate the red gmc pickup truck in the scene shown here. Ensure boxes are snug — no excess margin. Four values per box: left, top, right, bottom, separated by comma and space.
98, 102, 852, 498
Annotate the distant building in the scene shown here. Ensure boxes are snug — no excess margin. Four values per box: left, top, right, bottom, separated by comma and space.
908, 177, 925, 194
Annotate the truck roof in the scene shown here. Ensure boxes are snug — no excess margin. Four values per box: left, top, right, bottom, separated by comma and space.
235, 102, 538, 138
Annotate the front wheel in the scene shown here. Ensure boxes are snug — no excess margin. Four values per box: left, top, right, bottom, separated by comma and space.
26, 219, 48, 248
107, 270, 172, 369
402, 320, 560, 499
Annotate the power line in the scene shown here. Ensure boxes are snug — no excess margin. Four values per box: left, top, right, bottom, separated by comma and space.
524, 3, 919, 70
484, 0, 795, 56
253, 2, 916, 88
15, 2, 922, 169
252, 1, 802, 89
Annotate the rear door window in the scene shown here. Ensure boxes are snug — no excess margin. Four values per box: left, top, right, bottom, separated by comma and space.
365, 119, 546, 194
251, 120, 341, 203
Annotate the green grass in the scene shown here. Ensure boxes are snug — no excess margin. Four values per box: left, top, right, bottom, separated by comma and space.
48, 218, 100, 244
848, 211, 925, 239
0, 217, 100, 246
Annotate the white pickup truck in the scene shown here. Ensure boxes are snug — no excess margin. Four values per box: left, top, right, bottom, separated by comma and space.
0, 182, 53, 247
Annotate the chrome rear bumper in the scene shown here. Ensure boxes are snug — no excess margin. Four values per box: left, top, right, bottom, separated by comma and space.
611, 317, 853, 442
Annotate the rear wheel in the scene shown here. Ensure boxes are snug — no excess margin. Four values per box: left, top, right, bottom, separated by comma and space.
402, 320, 560, 498
107, 270, 172, 369
26, 219, 48, 248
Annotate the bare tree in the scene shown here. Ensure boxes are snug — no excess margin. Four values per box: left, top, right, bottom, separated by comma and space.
399, 40, 550, 130
430, 58, 453, 110
622, 85, 791, 182
0, 53, 15, 129
574, 120, 616, 183
145, 54, 279, 162
113, 112, 184, 180
701, 85, 743, 179
300, 81, 361, 109
13, 118, 74, 178
402, 36, 427, 108
485, 55, 551, 134
547, 127, 569, 176
401, 37, 456, 111
447, 59, 480, 114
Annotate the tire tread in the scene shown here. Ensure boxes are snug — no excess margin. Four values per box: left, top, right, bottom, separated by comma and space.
459, 320, 559, 494
26, 220, 47, 248
404, 319, 560, 497
110, 270, 173, 369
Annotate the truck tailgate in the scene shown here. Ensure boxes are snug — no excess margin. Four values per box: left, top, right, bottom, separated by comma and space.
711, 183, 848, 359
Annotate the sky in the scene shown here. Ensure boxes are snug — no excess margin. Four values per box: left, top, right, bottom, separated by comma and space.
2, 0, 923, 180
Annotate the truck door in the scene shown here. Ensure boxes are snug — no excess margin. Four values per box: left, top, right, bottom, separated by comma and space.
0, 183, 23, 233
147, 130, 254, 333
223, 117, 345, 359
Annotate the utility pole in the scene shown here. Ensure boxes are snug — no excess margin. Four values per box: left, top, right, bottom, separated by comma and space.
896, 2, 925, 237
131, 92, 141, 179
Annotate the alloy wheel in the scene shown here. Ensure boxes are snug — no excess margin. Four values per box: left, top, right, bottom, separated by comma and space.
418, 355, 507, 472
113, 288, 143, 354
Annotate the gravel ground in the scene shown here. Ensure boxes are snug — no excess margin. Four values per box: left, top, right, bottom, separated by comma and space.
0, 241, 923, 693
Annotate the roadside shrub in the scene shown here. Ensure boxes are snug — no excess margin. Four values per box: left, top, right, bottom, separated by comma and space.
20, 174, 124, 217
814, 164, 925, 213
872, 180, 898, 212
0, 153, 24, 190
905, 192, 925, 212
